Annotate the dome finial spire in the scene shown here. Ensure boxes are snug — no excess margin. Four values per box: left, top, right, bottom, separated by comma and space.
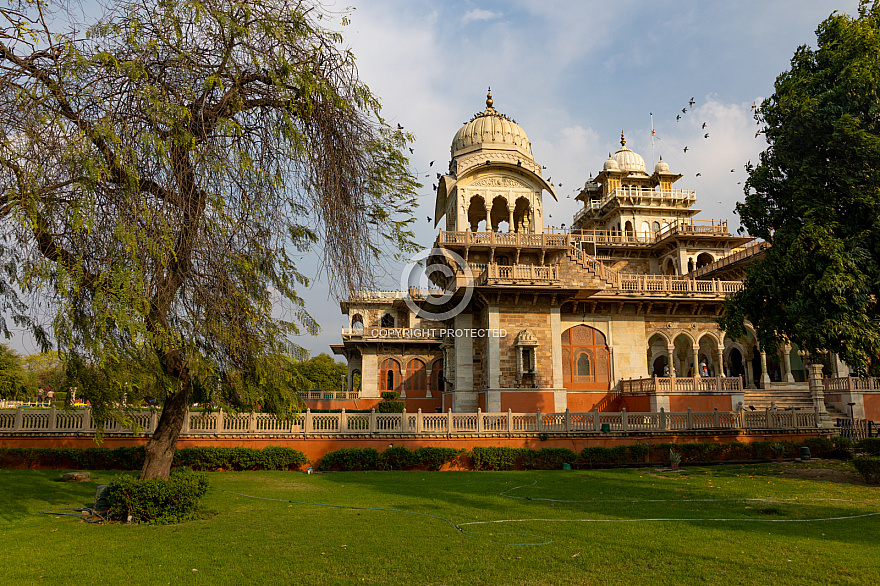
486, 86, 494, 110
620, 131, 626, 147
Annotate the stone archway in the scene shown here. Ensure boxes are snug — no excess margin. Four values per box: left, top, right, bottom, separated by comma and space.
561, 325, 611, 390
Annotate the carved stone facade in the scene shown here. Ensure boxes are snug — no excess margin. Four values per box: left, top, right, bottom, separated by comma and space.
330, 92, 846, 415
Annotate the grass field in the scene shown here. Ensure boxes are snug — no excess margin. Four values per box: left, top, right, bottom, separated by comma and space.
1, 462, 878, 585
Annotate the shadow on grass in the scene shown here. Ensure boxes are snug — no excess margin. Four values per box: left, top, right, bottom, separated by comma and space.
0, 469, 132, 523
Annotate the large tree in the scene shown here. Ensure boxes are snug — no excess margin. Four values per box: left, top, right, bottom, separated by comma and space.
722, 1, 880, 374
0, 0, 418, 477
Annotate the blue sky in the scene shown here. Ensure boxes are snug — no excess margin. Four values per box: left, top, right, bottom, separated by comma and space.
6, 0, 862, 359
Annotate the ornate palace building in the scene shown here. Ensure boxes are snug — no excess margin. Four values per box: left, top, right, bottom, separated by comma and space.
327, 92, 865, 419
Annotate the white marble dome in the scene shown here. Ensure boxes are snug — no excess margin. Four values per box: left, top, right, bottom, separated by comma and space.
654, 157, 670, 174
452, 90, 532, 157
603, 154, 620, 172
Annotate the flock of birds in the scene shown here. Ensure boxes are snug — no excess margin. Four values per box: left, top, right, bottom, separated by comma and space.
399, 95, 767, 224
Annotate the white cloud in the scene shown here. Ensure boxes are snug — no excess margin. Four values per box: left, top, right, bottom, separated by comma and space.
462, 9, 501, 24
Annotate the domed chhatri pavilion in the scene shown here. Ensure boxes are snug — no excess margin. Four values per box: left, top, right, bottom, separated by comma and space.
329, 91, 867, 420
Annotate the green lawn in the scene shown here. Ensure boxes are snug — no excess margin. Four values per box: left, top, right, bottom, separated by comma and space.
1, 462, 878, 585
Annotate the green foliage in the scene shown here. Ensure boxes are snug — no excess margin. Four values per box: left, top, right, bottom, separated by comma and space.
722, 3, 880, 370
381, 446, 415, 470
106, 469, 209, 524
293, 354, 348, 393
520, 448, 578, 470
0, 445, 307, 471
0, 345, 29, 400
0, 0, 420, 478
316, 446, 462, 472
411, 447, 464, 471
377, 401, 405, 413
317, 447, 381, 471
853, 456, 880, 484
172, 447, 308, 471
380, 391, 400, 401
856, 437, 880, 455
471, 447, 524, 471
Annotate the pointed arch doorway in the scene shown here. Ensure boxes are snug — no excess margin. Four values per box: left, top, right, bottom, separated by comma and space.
562, 325, 611, 391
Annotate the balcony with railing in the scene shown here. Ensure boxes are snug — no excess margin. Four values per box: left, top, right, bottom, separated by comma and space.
475, 263, 560, 286
574, 186, 698, 223
437, 231, 569, 249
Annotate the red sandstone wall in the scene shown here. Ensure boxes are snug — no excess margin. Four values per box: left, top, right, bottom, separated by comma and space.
619, 395, 652, 412
669, 395, 733, 412
864, 394, 880, 420
566, 392, 623, 412
499, 391, 555, 412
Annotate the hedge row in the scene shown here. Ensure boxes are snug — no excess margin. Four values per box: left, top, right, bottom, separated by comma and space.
853, 456, 880, 484
317, 446, 464, 471
0, 446, 307, 471
0, 436, 855, 472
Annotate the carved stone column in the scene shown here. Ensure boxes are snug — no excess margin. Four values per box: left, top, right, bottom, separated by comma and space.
759, 350, 771, 387
691, 345, 701, 377
782, 344, 795, 383
508, 205, 515, 233
807, 363, 832, 427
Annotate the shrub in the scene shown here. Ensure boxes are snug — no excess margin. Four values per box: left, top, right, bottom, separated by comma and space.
172, 446, 308, 471
580, 446, 613, 464
381, 446, 415, 470
380, 391, 400, 401
106, 469, 209, 524
853, 456, 880, 484
471, 446, 525, 471
521, 448, 578, 470
803, 437, 834, 458
317, 447, 381, 471
376, 401, 405, 413
625, 443, 650, 463
856, 437, 880, 456
412, 447, 463, 471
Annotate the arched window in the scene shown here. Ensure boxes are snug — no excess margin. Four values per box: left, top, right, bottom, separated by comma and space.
379, 359, 400, 392
405, 359, 427, 397
652, 221, 661, 234
577, 352, 591, 376
380, 313, 395, 328
561, 325, 611, 390
351, 314, 364, 332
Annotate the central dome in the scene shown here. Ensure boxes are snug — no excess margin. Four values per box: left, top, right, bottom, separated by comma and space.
451, 90, 532, 158
612, 132, 647, 174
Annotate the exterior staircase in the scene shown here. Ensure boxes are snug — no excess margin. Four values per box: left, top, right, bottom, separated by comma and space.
743, 384, 850, 422
566, 245, 619, 289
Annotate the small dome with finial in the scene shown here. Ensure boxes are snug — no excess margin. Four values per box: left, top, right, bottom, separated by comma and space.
654, 156, 670, 174
451, 88, 532, 158
603, 152, 620, 172
612, 131, 647, 174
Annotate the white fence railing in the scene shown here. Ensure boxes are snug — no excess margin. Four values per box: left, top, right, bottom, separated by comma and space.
0, 406, 820, 436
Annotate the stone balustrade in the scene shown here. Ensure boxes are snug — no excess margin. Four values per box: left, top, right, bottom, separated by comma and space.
0, 405, 820, 436
620, 375, 744, 394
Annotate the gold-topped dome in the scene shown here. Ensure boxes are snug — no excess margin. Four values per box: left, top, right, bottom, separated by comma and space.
451, 90, 532, 158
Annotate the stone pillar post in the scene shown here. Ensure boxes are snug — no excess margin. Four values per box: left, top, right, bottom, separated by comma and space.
487, 306, 500, 390
508, 206, 515, 233
692, 345, 701, 377
759, 350, 771, 387
782, 345, 795, 383
744, 353, 755, 389
453, 313, 477, 412
399, 365, 407, 399
715, 347, 724, 378
550, 307, 563, 390
807, 362, 832, 427
666, 346, 675, 377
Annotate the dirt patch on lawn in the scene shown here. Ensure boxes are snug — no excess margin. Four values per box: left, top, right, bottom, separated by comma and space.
776, 463, 867, 485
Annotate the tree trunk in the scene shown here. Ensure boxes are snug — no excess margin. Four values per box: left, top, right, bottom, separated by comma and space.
140, 387, 191, 479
